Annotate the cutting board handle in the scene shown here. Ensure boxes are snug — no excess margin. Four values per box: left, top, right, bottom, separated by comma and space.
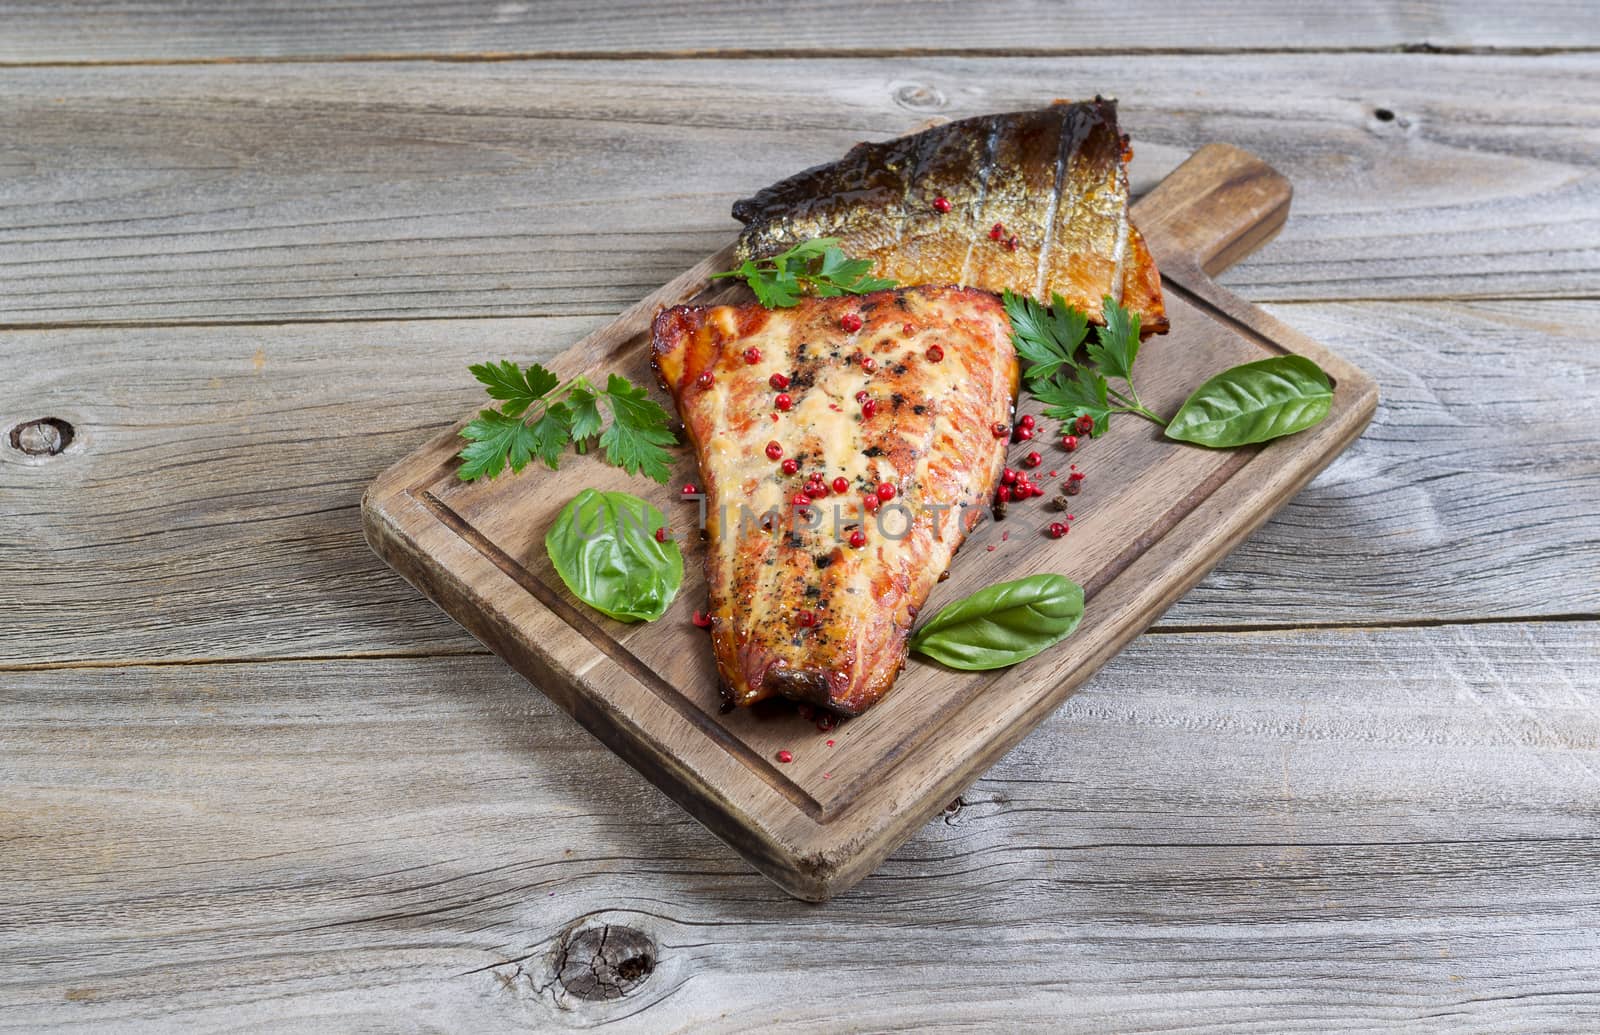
1132, 143, 1292, 278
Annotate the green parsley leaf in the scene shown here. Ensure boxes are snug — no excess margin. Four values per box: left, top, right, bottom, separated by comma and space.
817, 245, 851, 278
1002, 290, 1163, 433
775, 237, 839, 263
468, 359, 559, 418
749, 269, 802, 308
1034, 367, 1113, 437
817, 247, 884, 291
1004, 289, 1087, 386
1042, 292, 1090, 358
458, 409, 534, 481
598, 373, 677, 483
524, 405, 571, 470
709, 259, 760, 284
563, 382, 604, 442
713, 238, 897, 307
845, 272, 898, 293
1086, 295, 1142, 382
456, 364, 678, 482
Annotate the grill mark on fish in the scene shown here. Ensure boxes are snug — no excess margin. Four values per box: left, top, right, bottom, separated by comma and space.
1034, 110, 1075, 302
1110, 160, 1130, 305
957, 118, 1003, 288
883, 138, 919, 262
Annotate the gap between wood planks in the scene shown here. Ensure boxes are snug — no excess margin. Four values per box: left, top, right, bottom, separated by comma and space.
2, 44, 1598, 69
2, 612, 1595, 673
4, 294, 1599, 333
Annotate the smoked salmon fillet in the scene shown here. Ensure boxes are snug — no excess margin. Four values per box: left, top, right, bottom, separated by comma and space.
651, 286, 1019, 715
732, 98, 1167, 335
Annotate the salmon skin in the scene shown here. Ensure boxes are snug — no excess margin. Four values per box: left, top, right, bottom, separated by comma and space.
651, 287, 1019, 715
732, 98, 1167, 335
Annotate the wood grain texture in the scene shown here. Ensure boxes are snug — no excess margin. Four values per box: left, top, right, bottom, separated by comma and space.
3, 623, 1596, 1030
2, 54, 1597, 328
2, 0, 1596, 62
0, 11, 1594, 1024
4, 299, 1594, 669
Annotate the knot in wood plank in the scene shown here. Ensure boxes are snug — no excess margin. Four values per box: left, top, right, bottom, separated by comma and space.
9, 418, 73, 456
552, 924, 656, 1001
892, 82, 947, 113
1367, 105, 1416, 135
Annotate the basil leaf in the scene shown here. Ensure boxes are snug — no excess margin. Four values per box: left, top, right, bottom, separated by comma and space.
1165, 355, 1334, 448
910, 574, 1084, 671
545, 489, 682, 623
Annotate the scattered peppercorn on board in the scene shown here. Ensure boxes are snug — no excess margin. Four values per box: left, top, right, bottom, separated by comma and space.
363, 144, 1378, 901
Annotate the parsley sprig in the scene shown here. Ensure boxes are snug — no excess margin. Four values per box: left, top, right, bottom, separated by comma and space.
712, 238, 896, 308
1004, 291, 1337, 448
1005, 290, 1162, 436
457, 361, 676, 483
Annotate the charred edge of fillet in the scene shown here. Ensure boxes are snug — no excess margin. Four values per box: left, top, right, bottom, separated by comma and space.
764, 667, 831, 707
764, 668, 865, 717
730, 101, 1112, 229
647, 319, 674, 431
732, 134, 905, 227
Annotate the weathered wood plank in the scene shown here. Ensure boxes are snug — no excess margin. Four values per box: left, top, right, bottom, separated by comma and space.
1, 55, 1596, 327
2, 299, 1596, 667
1172, 299, 1600, 625
1, 0, 1595, 63
2, 623, 1596, 1030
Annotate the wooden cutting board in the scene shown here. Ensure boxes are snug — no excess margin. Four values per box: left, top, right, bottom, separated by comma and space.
363, 143, 1378, 901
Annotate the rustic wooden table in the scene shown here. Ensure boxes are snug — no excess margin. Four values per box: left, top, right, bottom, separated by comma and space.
3, 4, 1598, 1031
